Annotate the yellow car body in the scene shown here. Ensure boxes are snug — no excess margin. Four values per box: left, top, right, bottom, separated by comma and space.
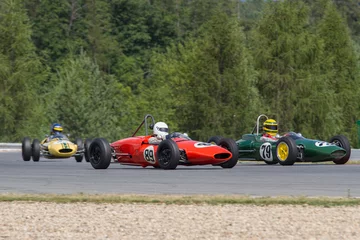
40, 137, 78, 158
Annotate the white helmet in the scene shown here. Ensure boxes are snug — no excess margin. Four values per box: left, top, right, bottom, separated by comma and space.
153, 122, 169, 140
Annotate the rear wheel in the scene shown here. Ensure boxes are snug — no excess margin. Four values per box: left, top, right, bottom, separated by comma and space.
330, 135, 351, 164
218, 138, 239, 168
156, 139, 180, 170
84, 138, 92, 162
207, 136, 223, 145
89, 138, 112, 169
276, 137, 297, 166
22, 137, 32, 161
75, 138, 83, 162
32, 139, 40, 162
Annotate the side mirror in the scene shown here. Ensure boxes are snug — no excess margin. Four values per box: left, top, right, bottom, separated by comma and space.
149, 124, 154, 130
45, 134, 49, 137
67, 133, 71, 137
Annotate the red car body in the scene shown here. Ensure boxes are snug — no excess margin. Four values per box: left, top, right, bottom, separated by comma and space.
111, 135, 234, 168
86, 114, 239, 170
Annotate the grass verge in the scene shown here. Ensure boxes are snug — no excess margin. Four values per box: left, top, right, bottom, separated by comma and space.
0, 194, 360, 207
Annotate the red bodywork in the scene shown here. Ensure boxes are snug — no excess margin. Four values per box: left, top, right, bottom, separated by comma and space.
110, 135, 233, 168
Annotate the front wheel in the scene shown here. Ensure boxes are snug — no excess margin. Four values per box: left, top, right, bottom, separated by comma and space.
84, 138, 93, 162
218, 138, 239, 168
22, 137, 32, 161
276, 137, 297, 166
89, 138, 112, 169
75, 138, 84, 162
330, 135, 351, 164
156, 139, 180, 170
32, 139, 40, 162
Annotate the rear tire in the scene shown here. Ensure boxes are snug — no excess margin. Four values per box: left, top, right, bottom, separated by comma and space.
75, 138, 83, 162
84, 138, 92, 162
276, 137, 297, 166
22, 137, 32, 161
330, 135, 351, 164
32, 139, 40, 162
156, 139, 180, 169
218, 138, 239, 168
207, 136, 223, 145
89, 138, 112, 169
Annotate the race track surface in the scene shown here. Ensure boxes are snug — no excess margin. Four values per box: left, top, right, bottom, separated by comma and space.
1, 152, 360, 197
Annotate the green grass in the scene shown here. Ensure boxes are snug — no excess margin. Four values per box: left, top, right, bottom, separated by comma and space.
0, 194, 360, 207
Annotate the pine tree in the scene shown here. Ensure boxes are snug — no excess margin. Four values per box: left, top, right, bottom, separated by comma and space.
0, 0, 47, 141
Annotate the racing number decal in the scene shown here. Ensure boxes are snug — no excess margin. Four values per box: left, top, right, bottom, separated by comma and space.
144, 146, 156, 164
260, 142, 273, 161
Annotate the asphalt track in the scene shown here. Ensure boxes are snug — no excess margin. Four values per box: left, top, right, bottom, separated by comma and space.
1, 151, 360, 197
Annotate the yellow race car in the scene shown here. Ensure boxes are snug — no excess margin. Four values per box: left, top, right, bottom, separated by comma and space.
21, 134, 84, 162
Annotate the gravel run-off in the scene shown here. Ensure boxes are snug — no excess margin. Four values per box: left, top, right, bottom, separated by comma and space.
1, 202, 360, 239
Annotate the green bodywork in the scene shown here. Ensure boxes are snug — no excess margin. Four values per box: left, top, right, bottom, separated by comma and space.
236, 132, 347, 163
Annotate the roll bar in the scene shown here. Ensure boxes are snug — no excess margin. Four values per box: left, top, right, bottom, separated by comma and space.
252, 114, 268, 135
131, 114, 156, 137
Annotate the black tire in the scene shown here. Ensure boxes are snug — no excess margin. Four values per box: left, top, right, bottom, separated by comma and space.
276, 137, 297, 166
264, 160, 278, 165
89, 138, 112, 169
75, 138, 83, 162
22, 137, 32, 161
84, 138, 92, 162
207, 136, 223, 145
218, 138, 239, 168
330, 135, 351, 164
156, 139, 180, 169
32, 139, 40, 162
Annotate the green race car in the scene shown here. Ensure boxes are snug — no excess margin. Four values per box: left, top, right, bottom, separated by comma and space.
208, 114, 351, 166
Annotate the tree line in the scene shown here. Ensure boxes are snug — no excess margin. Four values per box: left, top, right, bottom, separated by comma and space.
0, 0, 359, 146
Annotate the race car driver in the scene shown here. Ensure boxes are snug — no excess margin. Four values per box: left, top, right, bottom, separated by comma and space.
148, 122, 169, 144
260, 119, 279, 142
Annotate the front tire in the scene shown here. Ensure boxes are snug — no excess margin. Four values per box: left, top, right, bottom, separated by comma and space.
32, 139, 40, 162
330, 135, 351, 164
218, 138, 239, 168
89, 138, 112, 169
156, 139, 180, 169
75, 138, 83, 162
84, 138, 92, 162
22, 137, 32, 161
276, 137, 297, 166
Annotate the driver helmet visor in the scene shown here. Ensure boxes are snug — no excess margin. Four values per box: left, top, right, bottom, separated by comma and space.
157, 127, 169, 132
264, 125, 277, 131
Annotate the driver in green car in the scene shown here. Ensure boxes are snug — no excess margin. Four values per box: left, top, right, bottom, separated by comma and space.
260, 119, 280, 142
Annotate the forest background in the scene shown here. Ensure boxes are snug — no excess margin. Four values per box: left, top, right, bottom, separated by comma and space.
1, 0, 360, 146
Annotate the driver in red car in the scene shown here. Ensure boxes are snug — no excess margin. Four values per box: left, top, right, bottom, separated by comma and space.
148, 122, 169, 144
260, 119, 279, 142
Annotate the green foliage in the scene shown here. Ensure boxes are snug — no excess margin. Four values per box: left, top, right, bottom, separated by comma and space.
0, 0, 47, 141
50, 51, 133, 141
1, 0, 360, 146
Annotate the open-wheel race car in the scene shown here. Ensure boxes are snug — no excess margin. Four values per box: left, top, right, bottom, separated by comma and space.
211, 114, 351, 166
22, 134, 85, 162
85, 114, 239, 170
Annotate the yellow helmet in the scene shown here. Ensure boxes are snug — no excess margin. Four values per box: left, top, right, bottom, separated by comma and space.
263, 119, 278, 136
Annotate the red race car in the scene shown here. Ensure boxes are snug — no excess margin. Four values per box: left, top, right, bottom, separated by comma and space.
86, 114, 239, 170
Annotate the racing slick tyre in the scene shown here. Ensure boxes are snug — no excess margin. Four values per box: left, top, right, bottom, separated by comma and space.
22, 137, 32, 161
218, 138, 239, 168
84, 138, 92, 162
156, 139, 180, 170
276, 137, 297, 166
330, 135, 351, 164
264, 160, 278, 165
207, 136, 223, 145
89, 138, 112, 169
75, 138, 84, 162
32, 139, 40, 162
